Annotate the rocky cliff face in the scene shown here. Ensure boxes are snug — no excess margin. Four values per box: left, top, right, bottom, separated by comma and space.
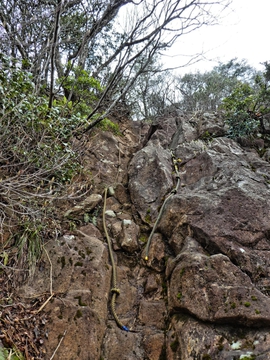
19, 113, 270, 359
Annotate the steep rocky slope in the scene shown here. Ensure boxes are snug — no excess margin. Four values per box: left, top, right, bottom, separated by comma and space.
18, 113, 270, 359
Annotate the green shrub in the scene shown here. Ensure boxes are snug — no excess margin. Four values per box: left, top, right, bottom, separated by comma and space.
57, 64, 103, 117
221, 83, 260, 139
0, 54, 88, 271
221, 62, 270, 139
97, 118, 121, 135
0, 346, 25, 360
225, 110, 260, 139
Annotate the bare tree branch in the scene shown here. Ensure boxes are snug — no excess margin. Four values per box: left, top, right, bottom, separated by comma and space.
48, 0, 63, 108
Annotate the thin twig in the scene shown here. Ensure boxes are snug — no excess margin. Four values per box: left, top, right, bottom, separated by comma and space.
43, 246, 53, 296
49, 330, 67, 360
116, 141, 121, 183
36, 293, 54, 314
0, 262, 29, 272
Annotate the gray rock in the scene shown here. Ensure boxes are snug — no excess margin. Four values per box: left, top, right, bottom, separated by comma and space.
19, 229, 110, 360
105, 209, 116, 217
64, 193, 102, 218
118, 219, 139, 253
169, 249, 270, 326
128, 144, 173, 221
166, 315, 270, 359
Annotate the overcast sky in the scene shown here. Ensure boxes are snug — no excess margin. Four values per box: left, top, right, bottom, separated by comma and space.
163, 0, 270, 74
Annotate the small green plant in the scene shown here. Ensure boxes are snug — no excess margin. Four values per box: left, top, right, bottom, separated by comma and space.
161, 281, 167, 295
0, 251, 9, 266
170, 339, 179, 352
88, 206, 101, 226
74, 309, 83, 319
144, 213, 152, 223
200, 130, 212, 141
202, 354, 212, 360
226, 111, 260, 139
98, 118, 121, 135
139, 235, 148, 243
0, 346, 25, 360
177, 292, 182, 300
179, 268, 185, 276
239, 355, 256, 360
244, 302, 251, 307
15, 219, 43, 274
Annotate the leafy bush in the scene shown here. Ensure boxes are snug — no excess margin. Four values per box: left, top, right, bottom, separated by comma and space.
221, 62, 270, 139
225, 110, 260, 139
57, 64, 103, 116
0, 55, 89, 271
222, 83, 255, 113
221, 83, 260, 138
0, 56, 85, 180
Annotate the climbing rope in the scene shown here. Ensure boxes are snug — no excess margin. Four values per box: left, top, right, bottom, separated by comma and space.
103, 188, 129, 332
144, 150, 181, 261
103, 151, 181, 327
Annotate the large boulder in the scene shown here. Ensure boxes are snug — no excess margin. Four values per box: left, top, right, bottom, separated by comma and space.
18, 225, 111, 360
128, 144, 173, 221
166, 315, 270, 359
168, 243, 270, 326
128, 113, 270, 358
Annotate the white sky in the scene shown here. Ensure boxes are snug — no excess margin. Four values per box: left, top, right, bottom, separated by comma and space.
163, 0, 270, 74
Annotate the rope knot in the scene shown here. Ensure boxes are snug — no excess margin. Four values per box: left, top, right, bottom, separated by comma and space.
111, 288, 120, 295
